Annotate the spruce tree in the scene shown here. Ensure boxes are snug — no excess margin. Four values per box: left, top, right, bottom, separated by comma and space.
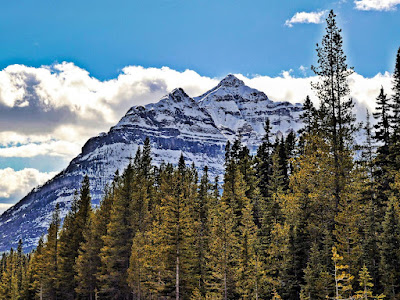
75, 175, 116, 299
255, 119, 273, 200
26, 236, 46, 300
299, 95, 317, 137
301, 242, 332, 300
374, 87, 391, 148
99, 163, 135, 299
311, 9, 355, 210
42, 204, 60, 300
391, 47, 400, 136
147, 160, 196, 299
58, 176, 92, 299
191, 167, 212, 297
207, 192, 237, 300
379, 201, 400, 298
332, 246, 354, 300
234, 172, 262, 299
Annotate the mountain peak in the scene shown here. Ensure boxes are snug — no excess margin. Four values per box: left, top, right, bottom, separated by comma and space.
169, 88, 190, 102
218, 74, 245, 88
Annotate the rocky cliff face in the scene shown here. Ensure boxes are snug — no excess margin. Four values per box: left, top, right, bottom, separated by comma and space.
0, 75, 302, 252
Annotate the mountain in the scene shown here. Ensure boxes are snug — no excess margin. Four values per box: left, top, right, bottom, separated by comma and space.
0, 75, 302, 252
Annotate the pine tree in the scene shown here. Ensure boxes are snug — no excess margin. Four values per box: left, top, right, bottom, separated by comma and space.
301, 242, 333, 300
26, 236, 46, 300
265, 222, 290, 295
299, 95, 317, 137
334, 166, 363, 286
234, 173, 263, 299
311, 9, 355, 210
58, 176, 92, 299
332, 246, 354, 300
390, 47, 400, 136
0, 250, 13, 299
75, 177, 116, 299
373, 87, 393, 209
190, 167, 212, 297
355, 265, 385, 300
207, 194, 237, 300
99, 163, 135, 299
42, 204, 60, 300
147, 161, 196, 299
255, 119, 273, 200
374, 87, 391, 148
379, 200, 400, 299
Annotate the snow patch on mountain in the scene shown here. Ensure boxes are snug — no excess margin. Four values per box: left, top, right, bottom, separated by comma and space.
0, 75, 303, 252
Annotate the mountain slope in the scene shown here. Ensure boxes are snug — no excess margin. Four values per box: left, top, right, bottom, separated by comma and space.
0, 75, 302, 252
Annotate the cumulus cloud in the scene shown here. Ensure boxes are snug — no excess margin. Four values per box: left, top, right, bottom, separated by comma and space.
0, 168, 57, 204
0, 140, 80, 158
354, 0, 400, 11
285, 10, 328, 27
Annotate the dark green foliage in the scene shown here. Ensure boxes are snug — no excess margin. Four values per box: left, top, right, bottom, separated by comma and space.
58, 176, 92, 299
391, 47, 400, 136
379, 201, 400, 298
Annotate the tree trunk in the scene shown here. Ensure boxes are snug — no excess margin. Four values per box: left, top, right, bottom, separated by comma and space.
176, 253, 180, 300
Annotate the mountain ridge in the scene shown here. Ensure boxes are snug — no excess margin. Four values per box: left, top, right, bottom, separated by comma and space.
0, 75, 303, 252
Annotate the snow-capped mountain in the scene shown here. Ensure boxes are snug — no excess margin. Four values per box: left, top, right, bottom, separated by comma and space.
0, 75, 302, 252
196, 75, 303, 146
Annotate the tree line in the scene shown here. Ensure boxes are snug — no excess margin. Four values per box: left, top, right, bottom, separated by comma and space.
1, 9, 400, 300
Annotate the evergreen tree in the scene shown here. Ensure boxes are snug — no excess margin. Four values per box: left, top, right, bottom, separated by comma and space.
374, 87, 391, 148
99, 163, 135, 299
379, 201, 400, 299
42, 204, 60, 300
355, 265, 385, 300
332, 246, 354, 300
255, 119, 273, 200
147, 160, 196, 299
391, 47, 400, 136
207, 193, 237, 300
58, 176, 92, 299
301, 243, 332, 300
0, 250, 13, 299
191, 167, 212, 297
234, 172, 262, 299
26, 236, 46, 300
75, 176, 116, 299
311, 9, 355, 210
299, 95, 317, 137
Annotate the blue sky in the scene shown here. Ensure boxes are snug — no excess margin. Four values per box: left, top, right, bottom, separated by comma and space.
0, 0, 399, 211
1, 0, 399, 80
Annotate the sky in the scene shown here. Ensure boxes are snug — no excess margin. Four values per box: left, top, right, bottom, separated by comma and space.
0, 0, 399, 212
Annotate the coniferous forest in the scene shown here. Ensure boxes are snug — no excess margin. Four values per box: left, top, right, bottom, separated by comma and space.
2, 10, 400, 300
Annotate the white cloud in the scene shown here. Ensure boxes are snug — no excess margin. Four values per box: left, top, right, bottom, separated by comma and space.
240, 71, 392, 112
299, 65, 308, 76
354, 0, 400, 11
0, 168, 57, 203
0, 203, 13, 215
0, 140, 80, 158
285, 10, 328, 27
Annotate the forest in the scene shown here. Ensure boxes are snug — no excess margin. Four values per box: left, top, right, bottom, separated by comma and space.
1, 10, 400, 300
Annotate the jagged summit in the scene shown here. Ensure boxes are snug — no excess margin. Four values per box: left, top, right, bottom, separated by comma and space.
218, 74, 245, 87
0, 75, 303, 252
169, 87, 190, 100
